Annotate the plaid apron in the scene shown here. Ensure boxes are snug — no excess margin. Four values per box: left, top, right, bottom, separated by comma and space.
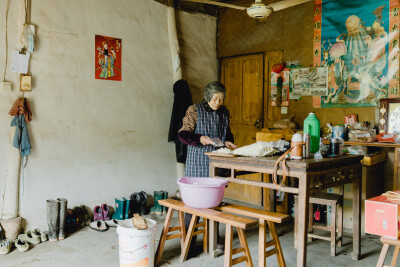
185, 103, 229, 177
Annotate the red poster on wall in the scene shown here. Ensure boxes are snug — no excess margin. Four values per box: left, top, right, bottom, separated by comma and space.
95, 35, 122, 81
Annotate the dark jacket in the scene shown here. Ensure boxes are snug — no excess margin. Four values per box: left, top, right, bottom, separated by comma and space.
168, 79, 193, 163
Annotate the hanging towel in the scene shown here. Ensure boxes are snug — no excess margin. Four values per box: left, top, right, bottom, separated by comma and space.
11, 115, 31, 157
168, 79, 193, 163
9, 98, 32, 123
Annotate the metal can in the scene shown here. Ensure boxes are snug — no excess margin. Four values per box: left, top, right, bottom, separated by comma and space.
303, 133, 310, 158
331, 138, 339, 156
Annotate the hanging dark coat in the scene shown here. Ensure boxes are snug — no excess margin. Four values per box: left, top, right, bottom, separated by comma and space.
168, 79, 193, 163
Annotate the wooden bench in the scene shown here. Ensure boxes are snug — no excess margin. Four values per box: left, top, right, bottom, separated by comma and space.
377, 237, 400, 267
216, 203, 290, 267
155, 199, 258, 267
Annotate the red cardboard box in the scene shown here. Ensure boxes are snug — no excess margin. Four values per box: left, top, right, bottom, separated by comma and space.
365, 194, 400, 239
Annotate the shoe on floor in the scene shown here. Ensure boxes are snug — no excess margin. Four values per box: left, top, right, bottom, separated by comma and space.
0, 240, 12, 255
89, 220, 108, 232
93, 205, 104, 221
32, 229, 48, 242
18, 231, 41, 245
101, 204, 111, 221
104, 219, 119, 227
15, 239, 29, 252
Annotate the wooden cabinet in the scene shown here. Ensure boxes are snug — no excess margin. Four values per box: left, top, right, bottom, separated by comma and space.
220, 51, 285, 208
221, 53, 264, 205
395, 147, 400, 190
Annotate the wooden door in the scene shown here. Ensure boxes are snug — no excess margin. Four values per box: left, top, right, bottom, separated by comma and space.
221, 54, 264, 205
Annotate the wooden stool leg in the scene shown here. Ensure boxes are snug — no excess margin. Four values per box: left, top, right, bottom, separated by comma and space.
268, 221, 286, 267
294, 196, 298, 249
308, 202, 313, 243
237, 228, 254, 267
337, 185, 344, 247
155, 208, 174, 266
203, 218, 208, 253
330, 202, 337, 257
178, 211, 186, 249
377, 243, 390, 267
224, 225, 233, 267
259, 219, 266, 267
391, 245, 400, 267
180, 215, 198, 262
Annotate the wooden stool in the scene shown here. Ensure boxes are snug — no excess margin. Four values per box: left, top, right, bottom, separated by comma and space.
217, 203, 290, 267
155, 199, 257, 267
377, 237, 400, 267
294, 192, 343, 256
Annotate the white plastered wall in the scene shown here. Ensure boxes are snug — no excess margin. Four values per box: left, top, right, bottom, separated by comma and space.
0, 0, 218, 229
177, 11, 218, 103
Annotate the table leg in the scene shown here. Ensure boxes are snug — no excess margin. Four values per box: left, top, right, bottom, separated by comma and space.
209, 162, 220, 258
268, 174, 275, 212
297, 174, 309, 267
351, 166, 362, 261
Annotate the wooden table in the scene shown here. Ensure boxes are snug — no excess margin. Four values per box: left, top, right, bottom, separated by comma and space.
344, 141, 400, 190
206, 153, 364, 267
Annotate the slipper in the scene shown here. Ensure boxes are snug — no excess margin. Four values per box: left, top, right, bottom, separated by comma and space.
104, 219, 119, 227
15, 238, 29, 252
131, 214, 148, 230
89, 220, 108, 232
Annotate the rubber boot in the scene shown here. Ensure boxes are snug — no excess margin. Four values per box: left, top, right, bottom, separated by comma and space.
151, 191, 163, 214
46, 200, 60, 242
130, 193, 141, 215
123, 197, 131, 219
139, 191, 148, 215
112, 198, 125, 220
57, 198, 68, 240
161, 191, 168, 214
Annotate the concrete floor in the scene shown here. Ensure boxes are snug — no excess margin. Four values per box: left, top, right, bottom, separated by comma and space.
0, 213, 395, 267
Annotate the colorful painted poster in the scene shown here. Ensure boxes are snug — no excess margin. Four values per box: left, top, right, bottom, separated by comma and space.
95, 35, 122, 81
313, 0, 399, 107
271, 68, 290, 106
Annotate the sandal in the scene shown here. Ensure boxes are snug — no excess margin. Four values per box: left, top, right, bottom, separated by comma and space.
131, 214, 148, 230
89, 220, 108, 232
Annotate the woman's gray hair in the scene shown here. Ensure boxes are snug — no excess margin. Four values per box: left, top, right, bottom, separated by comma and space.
204, 81, 226, 102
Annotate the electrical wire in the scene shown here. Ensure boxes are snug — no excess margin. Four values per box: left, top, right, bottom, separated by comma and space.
3, 0, 12, 81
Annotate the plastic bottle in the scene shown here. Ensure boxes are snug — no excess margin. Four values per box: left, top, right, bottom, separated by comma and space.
303, 112, 320, 154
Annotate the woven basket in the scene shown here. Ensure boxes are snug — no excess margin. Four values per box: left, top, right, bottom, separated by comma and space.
0, 217, 22, 240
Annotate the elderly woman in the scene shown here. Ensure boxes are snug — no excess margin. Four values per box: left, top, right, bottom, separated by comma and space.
178, 81, 237, 252
178, 81, 237, 177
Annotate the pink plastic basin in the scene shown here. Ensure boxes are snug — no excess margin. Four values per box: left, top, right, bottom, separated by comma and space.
177, 177, 229, 208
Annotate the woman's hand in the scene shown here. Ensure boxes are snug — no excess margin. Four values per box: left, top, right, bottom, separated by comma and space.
225, 141, 238, 149
200, 136, 214, 146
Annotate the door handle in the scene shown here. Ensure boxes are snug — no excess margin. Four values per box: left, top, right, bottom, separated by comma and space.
254, 119, 262, 130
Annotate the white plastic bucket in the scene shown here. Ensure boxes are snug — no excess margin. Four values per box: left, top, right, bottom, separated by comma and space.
116, 218, 157, 267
